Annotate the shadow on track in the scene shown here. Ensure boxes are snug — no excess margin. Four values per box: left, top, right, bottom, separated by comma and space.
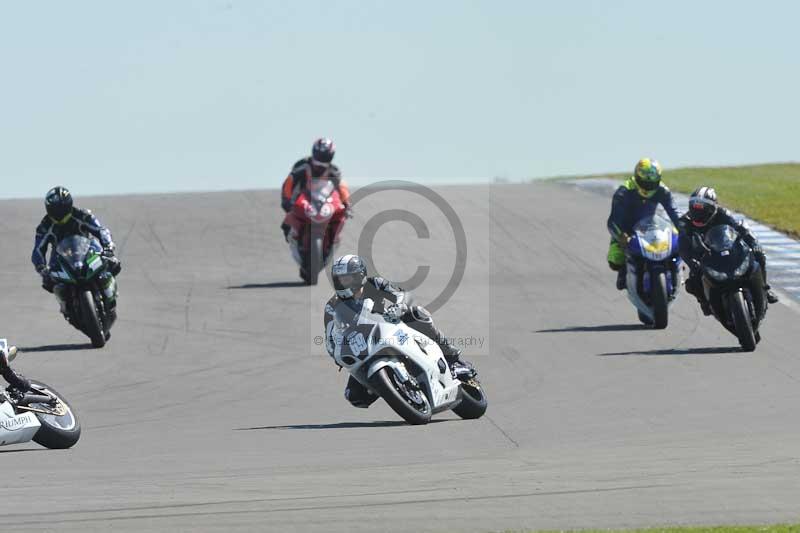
236, 420, 453, 431
0, 448, 44, 454
598, 346, 742, 356
537, 324, 643, 333
227, 281, 307, 289
18, 343, 93, 353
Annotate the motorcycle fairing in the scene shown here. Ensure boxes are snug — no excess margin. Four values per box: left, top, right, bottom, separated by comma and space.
53, 235, 105, 284
625, 215, 682, 322
329, 298, 460, 412
0, 400, 40, 447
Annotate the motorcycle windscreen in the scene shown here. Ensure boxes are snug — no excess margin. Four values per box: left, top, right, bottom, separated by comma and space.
703, 239, 750, 280
305, 178, 335, 204
632, 215, 675, 260
56, 235, 93, 261
704, 225, 739, 253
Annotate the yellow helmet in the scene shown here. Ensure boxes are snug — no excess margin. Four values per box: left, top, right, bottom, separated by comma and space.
633, 158, 662, 197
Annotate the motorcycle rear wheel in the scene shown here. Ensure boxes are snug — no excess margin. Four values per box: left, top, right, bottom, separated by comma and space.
369, 367, 431, 425
731, 290, 756, 352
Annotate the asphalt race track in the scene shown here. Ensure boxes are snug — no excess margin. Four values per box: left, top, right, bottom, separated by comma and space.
1, 182, 799, 532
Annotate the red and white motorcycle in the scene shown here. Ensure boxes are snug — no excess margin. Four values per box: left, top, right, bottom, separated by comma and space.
283, 178, 348, 285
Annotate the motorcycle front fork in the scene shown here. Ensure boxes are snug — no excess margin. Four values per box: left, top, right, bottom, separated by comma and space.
53, 284, 69, 315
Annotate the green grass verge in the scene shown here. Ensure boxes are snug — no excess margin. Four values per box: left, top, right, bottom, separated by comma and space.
499, 525, 800, 533
567, 163, 800, 239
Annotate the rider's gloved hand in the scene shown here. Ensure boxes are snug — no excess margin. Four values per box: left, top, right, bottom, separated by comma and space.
616, 232, 631, 246
102, 248, 122, 276
383, 303, 409, 324
344, 204, 354, 219
36, 265, 54, 292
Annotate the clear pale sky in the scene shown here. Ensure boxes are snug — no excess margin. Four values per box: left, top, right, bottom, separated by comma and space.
1, 1, 797, 198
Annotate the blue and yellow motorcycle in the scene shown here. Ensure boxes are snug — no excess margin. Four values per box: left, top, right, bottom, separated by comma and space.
624, 214, 682, 329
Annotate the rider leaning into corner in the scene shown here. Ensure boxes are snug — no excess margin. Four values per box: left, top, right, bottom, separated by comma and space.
279, 137, 352, 242
607, 158, 681, 290
323, 255, 474, 409
31, 186, 122, 326
678, 186, 779, 315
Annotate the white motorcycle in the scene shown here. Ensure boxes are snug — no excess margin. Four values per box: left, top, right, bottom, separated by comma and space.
624, 214, 682, 329
326, 299, 487, 425
0, 339, 81, 449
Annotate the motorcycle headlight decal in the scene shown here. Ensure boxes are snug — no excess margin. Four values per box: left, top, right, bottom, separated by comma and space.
642, 239, 669, 255
87, 255, 103, 271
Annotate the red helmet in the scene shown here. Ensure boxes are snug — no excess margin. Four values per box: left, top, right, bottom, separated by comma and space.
311, 137, 335, 166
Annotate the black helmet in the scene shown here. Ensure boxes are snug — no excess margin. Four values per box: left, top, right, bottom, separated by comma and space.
45, 186, 73, 223
688, 186, 718, 227
311, 137, 335, 166
331, 254, 367, 299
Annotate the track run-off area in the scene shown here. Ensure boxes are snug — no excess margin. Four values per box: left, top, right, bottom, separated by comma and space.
1, 181, 799, 532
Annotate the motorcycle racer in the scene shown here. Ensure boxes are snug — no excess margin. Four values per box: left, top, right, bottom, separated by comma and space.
678, 186, 779, 315
323, 255, 473, 409
32, 186, 121, 325
280, 137, 351, 242
607, 158, 681, 289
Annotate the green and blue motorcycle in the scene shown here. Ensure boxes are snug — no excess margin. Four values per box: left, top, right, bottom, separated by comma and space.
49, 235, 118, 348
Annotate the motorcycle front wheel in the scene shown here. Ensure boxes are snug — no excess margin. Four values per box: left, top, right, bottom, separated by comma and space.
652, 271, 669, 330
304, 235, 323, 286
369, 367, 431, 425
452, 378, 488, 420
731, 290, 756, 352
79, 290, 105, 348
29, 381, 81, 449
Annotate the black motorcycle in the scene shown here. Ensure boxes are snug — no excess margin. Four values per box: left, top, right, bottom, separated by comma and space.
49, 235, 118, 348
699, 225, 767, 352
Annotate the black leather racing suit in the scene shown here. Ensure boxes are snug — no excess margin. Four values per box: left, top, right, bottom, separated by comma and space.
0, 357, 30, 393
678, 207, 769, 306
323, 277, 461, 408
